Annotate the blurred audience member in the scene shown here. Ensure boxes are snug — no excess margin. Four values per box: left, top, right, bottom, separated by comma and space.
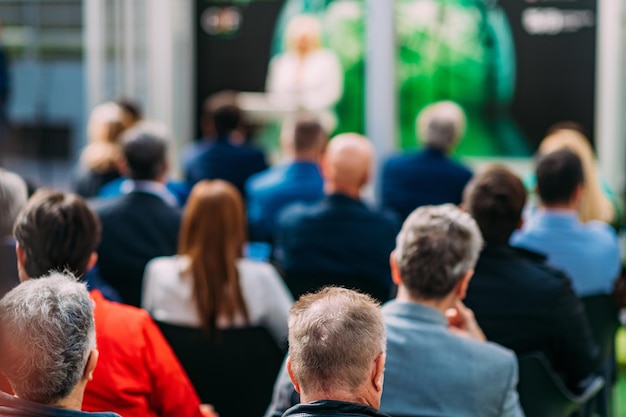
185, 103, 267, 197
282, 287, 386, 417
246, 117, 326, 243
0, 273, 120, 417
512, 149, 621, 296
274, 134, 398, 302
91, 123, 181, 307
381, 101, 472, 220
0, 17, 9, 133
0, 169, 27, 298
382, 204, 523, 417
267, 205, 523, 417
13, 190, 206, 417
536, 127, 622, 228
463, 165, 599, 390
117, 98, 143, 129
143, 180, 293, 346
75, 103, 125, 198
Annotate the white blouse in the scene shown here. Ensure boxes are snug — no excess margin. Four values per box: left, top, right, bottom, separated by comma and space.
142, 255, 293, 345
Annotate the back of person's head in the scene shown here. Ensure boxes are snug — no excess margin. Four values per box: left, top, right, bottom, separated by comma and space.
0, 169, 28, 237
13, 190, 100, 280
536, 148, 584, 206
394, 204, 483, 299
322, 133, 373, 195
0, 272, 96, 406
213, 105, 241, 138
463, 165, 527, 244
293, 117, 325, 158
287, 287, 385, 399
417, 101, 466, 153
121, 122, 168, 181
539, 128, 612, 223
82, 102, 125, 173
178, 180, 248, 331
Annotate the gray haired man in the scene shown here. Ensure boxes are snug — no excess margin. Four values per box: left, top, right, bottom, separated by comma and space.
0, 272, 119, 417
283, 287, 388, 417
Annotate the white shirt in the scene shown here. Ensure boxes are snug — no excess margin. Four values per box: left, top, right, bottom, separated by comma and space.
142, 255, 293, 345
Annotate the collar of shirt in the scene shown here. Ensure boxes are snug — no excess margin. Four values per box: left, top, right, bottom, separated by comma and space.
120, 180, 179, 208
530, 209, 580, 230
283, 400, 389, 417
382, 299, 448, 328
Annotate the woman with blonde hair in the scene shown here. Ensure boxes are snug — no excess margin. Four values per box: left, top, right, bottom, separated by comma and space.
538, 128, 621, 226
74, 102, 126, 197
142, 180, 293, 344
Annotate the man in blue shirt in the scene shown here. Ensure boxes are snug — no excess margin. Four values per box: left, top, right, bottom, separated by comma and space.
246, 118, 326, 243
512, 149, 621, 296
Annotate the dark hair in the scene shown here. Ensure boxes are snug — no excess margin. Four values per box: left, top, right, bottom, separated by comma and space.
536, 149, 584, 205
13, 190, 101, 279
213, 105, 241, 138
117, 98, 143, 121
122, 125, 167, 180
294, 118, 325, 154
463, 165, 527, 244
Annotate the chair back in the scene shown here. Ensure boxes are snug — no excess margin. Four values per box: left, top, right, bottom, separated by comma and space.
581, 295, 620, 365
156, 321, 285, 417
517, 352, 604, 417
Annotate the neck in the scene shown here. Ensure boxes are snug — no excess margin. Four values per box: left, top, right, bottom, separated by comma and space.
294, 152, 319, 163
324, 184, 361, 200
395, 285, 455, 315
541, 202, 577, 211
300, 387, 379, 410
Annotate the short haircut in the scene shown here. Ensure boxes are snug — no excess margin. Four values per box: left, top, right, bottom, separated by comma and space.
0, 169, 28, 236
13, 190, 101, 279
288, 287, 385, 394
213, 105, 241, 138
536, 149, 584, 205
0, 272, 95, 405
121, 123, 168, 180
463, 165, 527, 244
293, 117, 324, 154
417, 101, 466, 152
395, 204, 483, 299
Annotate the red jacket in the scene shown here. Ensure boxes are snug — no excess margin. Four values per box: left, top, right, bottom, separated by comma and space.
83, 291, 203, 417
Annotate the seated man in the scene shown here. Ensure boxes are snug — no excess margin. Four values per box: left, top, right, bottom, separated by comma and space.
282, 287, 387, 417
512, 149, 621, 296
274, 133, 399, 301
381, 101, 472, 221
13, 190, 208, 417
463, 165, 599, 389
0, 272, 119, 417
0, 169, 28, 298
91, 123, 181, 307
267, 205, 524, 417
246, 117, 326, 244
185, 104, 267, 198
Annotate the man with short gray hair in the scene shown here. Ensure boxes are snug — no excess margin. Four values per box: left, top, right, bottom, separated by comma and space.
0, 169, 28, 297
283, 287, 388, 417
383, 204, 524, 417
0, 272, 119, 416
381, 101, 473, 221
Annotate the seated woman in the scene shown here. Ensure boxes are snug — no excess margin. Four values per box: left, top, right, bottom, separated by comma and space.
142, 180, 293, 345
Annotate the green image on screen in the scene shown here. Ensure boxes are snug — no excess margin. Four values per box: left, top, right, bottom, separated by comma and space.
271, 0, 531, 157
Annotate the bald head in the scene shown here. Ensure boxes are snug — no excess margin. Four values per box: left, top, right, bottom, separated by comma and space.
322, 134, 373, 198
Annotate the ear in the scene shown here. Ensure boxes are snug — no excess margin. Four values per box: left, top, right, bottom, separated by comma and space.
15, 243, 28, 282
389, 251, 402, 286
87, 252, 98, 272
84, 349, 99, 382
286, 357, 301, 394
455, 269, 474, 300
372, 352, 386, 393
572, 184, 584, 206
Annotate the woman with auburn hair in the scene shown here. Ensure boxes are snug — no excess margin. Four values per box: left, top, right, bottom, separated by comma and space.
536, 128, 622, 227
142, 180, 293, 344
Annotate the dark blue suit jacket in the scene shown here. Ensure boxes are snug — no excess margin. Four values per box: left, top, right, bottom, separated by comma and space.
184, 138, 267, 197
381, 147, 472, 220
274, 194, 399, 301
246, 161, 324, 243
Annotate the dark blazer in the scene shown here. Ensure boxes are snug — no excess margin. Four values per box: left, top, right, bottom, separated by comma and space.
74, 168, 121, 199
464, 243, 600, 390
274, 194, 399, 301
245, 161, 324, 243
0, 238, 19, 299
184, 138, 268, 198
91, 191, 181, 307
381, 147, 472, 220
